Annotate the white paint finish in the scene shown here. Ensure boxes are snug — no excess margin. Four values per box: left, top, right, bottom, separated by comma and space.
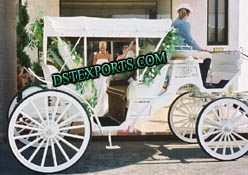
237, 0, 248, 92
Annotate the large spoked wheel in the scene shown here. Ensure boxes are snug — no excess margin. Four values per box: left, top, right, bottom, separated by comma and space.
168, 92, 208, 143
197, 97, 248, 160
8, 89, 91, 173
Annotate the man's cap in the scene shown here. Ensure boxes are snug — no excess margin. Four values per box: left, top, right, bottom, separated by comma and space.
176, 3, 193, 13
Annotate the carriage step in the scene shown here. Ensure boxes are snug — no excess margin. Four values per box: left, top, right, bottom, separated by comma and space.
94, 115, 121, 126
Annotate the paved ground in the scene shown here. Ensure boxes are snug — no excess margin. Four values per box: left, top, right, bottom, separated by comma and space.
1, 137, 248, 175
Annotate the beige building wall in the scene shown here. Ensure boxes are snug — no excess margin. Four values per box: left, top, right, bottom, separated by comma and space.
24, 0, 60, 62
227, 0, 239, 50
238, 0, 248, 91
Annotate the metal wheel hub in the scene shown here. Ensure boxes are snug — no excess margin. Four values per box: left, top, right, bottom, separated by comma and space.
221, 122, 233, 135
43, 121, 59, 138
190, 113, 198, 121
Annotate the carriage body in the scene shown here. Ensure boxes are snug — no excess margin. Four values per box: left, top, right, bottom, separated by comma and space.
7, 16, 246, 173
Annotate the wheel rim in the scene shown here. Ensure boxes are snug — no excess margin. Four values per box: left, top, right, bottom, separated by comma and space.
8, 86, 44, 118
8, 90, 91, 173
197, 98, 248, 160
8, 86, 47, 147
169, 93, 208, 143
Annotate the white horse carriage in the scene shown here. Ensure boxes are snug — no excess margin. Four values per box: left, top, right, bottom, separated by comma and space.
7, 16, 248, 173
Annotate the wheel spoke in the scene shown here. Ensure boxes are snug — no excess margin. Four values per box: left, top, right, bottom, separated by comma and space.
44, 96, 49, 125
59, 125, 85, 131
180, 98, 192, 113
173, 114, 188, 118
226, 103, 230, 120
202, 124, 221, 130
222, 135, 227, 155
14, 132, 42, 140
55, 135, 79, 152
51, 97, 60, 122
173, 118, 189, 125
182, 122, 191, 136
211, 108, 222, 123
17, 128, 26, 135
230, 133, 242, 150
207, 132, 222, 146
192, 101, 199, 113
231, 105, 240, 119
20, 111, 43, 128
204, 116, 221, 127
54, 137, 70, 161
55, 102, 72, 123
31, 101, 46, 125
58, 112, 80, 127
233, 113, 246, 123
227, 135, 234, 155
14, 124, 41, 132
51, 138, 58, 167
19, 136, 44, 153
234, 121, 248, 128
189, 122, 194, 139
28, 138, 46, 162
177, 108, 190, 115
59, 132, 85, 140
219, 104, 225, 120
202, 130, 221, 139
41, 138, 49, 167
232, 132, 248, 142
178, 120, 190, 129
213, 134, 224, 152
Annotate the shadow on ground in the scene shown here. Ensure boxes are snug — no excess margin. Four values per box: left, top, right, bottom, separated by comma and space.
0, 138, 239, 175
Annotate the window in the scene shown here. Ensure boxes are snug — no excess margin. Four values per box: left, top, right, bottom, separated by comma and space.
207, 0, 228, 45
60, 0, 158, 19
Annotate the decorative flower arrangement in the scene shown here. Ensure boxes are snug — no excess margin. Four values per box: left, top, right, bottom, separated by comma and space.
28, 14, 44, 52
28, 15, 98, 112
76, 80, 98, 108
141, 27, 182, 86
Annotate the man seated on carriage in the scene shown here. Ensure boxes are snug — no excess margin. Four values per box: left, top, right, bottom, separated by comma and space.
172, 3, 213, 87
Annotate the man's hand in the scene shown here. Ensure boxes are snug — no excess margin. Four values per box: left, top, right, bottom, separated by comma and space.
201, 48, 210, 52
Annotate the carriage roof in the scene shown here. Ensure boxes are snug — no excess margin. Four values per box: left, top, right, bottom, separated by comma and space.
43, 16, 172, 38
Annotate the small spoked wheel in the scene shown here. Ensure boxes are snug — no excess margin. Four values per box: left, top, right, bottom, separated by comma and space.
8, 90, 91, 173
168, 92, 209, 143
197, 97, 248, 160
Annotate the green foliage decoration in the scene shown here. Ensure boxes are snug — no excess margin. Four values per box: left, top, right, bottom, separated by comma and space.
141, 27, 182, 86
28, 14, 98, 114
17, 0, 31, 67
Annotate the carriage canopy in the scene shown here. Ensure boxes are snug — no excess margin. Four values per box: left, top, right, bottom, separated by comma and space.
43, 16, 172, 38
43, 16, 172, 65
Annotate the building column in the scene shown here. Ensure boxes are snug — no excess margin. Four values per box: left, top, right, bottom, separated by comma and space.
0, 0, 17, 142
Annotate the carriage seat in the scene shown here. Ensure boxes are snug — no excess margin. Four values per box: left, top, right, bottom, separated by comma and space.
199, 58, 229, 89
203, 51, 241, 89
171, 50, 212, 61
